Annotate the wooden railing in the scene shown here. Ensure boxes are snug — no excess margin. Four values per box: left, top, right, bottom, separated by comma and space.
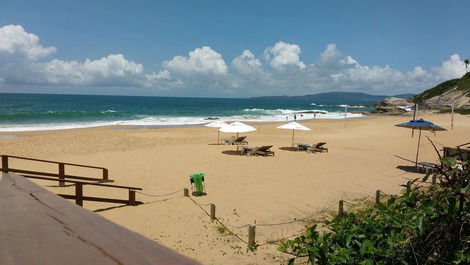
1, 154, 111, 186
1, 154, 143, 206
21, 174, 142, 206
443, 145, 470, 161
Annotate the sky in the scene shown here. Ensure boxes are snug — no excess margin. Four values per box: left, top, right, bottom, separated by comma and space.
0, 0, 469, 97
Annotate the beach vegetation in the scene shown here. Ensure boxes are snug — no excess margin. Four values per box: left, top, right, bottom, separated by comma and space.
413, 72, 470, 103
278, 155, 469, 264
438, 108, 470, 115
216, 225, 227, 234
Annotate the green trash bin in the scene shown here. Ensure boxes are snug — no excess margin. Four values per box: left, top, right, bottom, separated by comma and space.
190, 173, 205, 196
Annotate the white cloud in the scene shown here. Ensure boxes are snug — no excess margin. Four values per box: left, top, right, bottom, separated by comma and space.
0, 24, 467, 97
232, 50, 263, 75
163, 46, 228, 76
264, 41, 306, 70
0, 25, 178, 89
0, 25, 56, 60
38, 54, 145, 86
432, 54, 466, 80
310, 44, 439, 94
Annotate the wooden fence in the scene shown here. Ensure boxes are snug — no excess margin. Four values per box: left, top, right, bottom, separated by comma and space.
1, 154, 142, 206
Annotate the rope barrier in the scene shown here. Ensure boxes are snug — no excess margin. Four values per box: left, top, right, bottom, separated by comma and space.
187, 195, 248, 244
192, 201, 213, 207
136, 176, 424, 248
225, 222, 251, 229
136, 189, 183, 197
380, 187, 405, 196
257, 231, 306, 247
145, 195, 184, 204
256, 201, 337, 227
342, 191, 376, 205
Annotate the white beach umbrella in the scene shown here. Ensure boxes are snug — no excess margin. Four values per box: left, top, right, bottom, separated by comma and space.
219, 121, 256, 136
277, 121, 311, 146
219, 121, 256, 138
205, 120, 228, 144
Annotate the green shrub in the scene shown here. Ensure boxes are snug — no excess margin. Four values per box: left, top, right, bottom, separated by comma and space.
279, 157, 469, 264
439, 108, 470, 115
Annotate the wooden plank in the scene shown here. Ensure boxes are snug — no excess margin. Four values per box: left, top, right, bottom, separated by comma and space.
0, 173, 199, 265
8, 168, 108, 182
20, 174, 141, 190
58, 194, 142, 205
4, 154, 107, 169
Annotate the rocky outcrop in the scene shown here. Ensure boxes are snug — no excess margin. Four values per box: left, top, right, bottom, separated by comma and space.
414, 72, 470, 110
423, 87, 470, 109
372, 97, 414, 114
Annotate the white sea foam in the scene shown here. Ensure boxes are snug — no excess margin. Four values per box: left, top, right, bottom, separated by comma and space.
101, 109, 118, 113
0, 110, 365, 132
311, 103, 366, 108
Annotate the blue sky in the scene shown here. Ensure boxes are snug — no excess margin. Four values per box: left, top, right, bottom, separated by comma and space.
0, 0, 469, 97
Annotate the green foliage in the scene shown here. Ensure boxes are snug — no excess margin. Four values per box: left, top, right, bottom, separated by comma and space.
279, 158, 470, 264
438, 108, 470, 115
456, 72, 470, 92
216, 225, 227, 234
413, 79, 459, 103
413, 72, 470, 103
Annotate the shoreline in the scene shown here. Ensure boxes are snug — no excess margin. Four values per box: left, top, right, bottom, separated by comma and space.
0, 114, 373, 134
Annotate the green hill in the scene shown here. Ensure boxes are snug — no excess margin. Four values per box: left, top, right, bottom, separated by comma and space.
413, 72, 470, 103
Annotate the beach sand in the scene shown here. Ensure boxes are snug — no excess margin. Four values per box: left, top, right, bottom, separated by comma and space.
1, 113, 469, 264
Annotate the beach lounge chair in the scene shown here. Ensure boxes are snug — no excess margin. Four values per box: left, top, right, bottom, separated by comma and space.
295, 143, 311, 151
223, 136, 236, 144
241, 146, 255, 156
224, 136, 248, 145
254, 145, 275, 156
417, 162, 437, 174
308, 142, 328, 153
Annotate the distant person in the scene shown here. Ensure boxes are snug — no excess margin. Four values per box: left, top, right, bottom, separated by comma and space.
294, 114, 297, 121
286, 116, 288, 121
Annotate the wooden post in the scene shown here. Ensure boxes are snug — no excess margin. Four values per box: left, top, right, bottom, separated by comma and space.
248, 224, 256, 250
128, 190, 136, 206
183, 188, 189, 197
338, 200, 344, 216
210, 203, 216, 222
432, 174, 437, 185
1, 155, 8, 173
75, 183, 83, 207
291, 129, 295, 147
412, 103, 417, 137
415, 129, 422, 170
58, 163, 65, 187
102, 168, 109, 182
375, 190, 381, 206
451, 104, 454, 130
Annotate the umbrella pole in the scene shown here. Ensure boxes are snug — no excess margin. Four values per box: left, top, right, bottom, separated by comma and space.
412, 103, 417, 138
236, 132, 239, 152
292, 129, 295, 147
415, 129, 422, 170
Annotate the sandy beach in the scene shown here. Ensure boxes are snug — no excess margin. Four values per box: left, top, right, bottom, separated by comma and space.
1, 113, 469, 265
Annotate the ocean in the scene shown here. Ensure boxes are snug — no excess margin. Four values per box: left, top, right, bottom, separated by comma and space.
0, 93, 372, 132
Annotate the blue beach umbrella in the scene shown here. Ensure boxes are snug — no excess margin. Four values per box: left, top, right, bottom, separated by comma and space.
395, 119, 446, 168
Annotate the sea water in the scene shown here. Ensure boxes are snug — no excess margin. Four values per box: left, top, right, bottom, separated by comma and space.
0, 93, 372, 132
